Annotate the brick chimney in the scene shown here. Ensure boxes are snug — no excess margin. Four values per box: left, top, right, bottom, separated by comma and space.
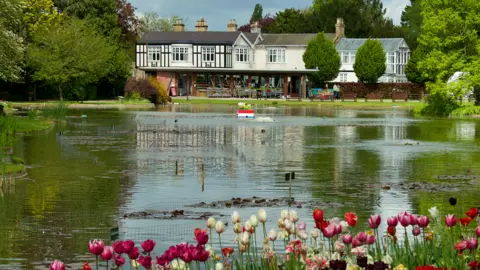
227, 19, 237, 32
195, 18, 208, 32
173, 18, 185, 32
335, 18, 345, 39
250, 21, 261, 33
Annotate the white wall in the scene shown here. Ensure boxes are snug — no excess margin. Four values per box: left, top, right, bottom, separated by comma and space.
251, 46, 309, 71
232, 36, 254, 70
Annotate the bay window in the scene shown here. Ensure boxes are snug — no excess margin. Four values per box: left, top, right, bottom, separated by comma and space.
147, 46, 161, 67
173, 47, 188, 62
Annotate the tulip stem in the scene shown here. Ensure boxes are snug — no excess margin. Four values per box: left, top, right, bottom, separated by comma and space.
106, 260, 109, 270
96, 255, 99, 270
218, 233, 224, 259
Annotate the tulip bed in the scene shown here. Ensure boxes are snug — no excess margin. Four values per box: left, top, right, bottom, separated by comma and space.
49, 206, 480, 270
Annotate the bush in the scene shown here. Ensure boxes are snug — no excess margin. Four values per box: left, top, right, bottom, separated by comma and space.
354, 39, 386, 83
148, 76, 169, 105
303, 32, 341, 84
450, 105, 480, 116
336, 82, 426, 98
124, 78, 157, 103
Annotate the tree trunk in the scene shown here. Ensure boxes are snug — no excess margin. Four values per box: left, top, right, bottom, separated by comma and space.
58, 86, 63, 101
475, 86, 480, 106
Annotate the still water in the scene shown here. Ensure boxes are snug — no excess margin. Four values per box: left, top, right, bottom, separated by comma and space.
1, 104, 480, 269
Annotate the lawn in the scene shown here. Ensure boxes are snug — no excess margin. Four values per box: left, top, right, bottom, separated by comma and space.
2, 163, 25, 174
15, 118, 54, 133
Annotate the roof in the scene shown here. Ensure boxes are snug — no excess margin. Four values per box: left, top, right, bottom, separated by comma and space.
256, 33, 336, 46
138, 31, 242, 45
243, 33, 260, 44
336, 38, 406, 52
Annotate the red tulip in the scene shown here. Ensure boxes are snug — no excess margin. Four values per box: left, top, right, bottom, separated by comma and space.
409, 214, 418, 226
156, 255, 169, 268
222, 247, 234, 257
342, 234, 352, 244
357, 231, 367, 243
88, 239, 104, 255
322, 224, 336, 238
128, 247, 140, 260
387, 217, 398, 227
467, 238, 478, 250
454, 241, 468, 255
344, 212, 358, 227
194, 228, 209, 245
366, 235, 376, 245
114, 254, 125, 267
112, 241, 126, 254
459, 217, 473, 227
476, 225, 480, 237
412, 226, 421, 236
398, 212, 410, 227
138, 255, 152, 269
418, 216, 429, 228
313, 208, 324, 222
100, 246, 113, 261
352, 237, 362, 248
368, 215, 381, 229
82, 262, 92, 270
141, 239, 156, 253
50, 260, 65, 270
467, 208, 479, 218
387, 226, 396, 236
445, 214, 457, 227
122, 240, 135, 254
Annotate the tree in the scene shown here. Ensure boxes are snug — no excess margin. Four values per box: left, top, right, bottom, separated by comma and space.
400, 0, 422, 49
24, 0, 62, 39
353, 39, 386, 83
27, 18, 115, 100
250, 4, 263, 23
303, 33, 341, 84
116, 0, 141, 45
405, 45, 431, 84
139, 12, 182, 33
237, 15, 275, 33
0, 0, 25, 82
267, 8, 309, 33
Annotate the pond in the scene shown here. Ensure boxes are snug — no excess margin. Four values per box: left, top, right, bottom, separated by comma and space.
0, 104, 479, 269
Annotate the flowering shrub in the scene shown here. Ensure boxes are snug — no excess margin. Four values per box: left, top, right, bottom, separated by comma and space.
50, 206, 480, 270
238, 103, 252, 110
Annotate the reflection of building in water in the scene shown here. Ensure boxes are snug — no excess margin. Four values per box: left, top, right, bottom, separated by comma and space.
383, 124, 407, 141
455, 121, 476, 141
333, 125, 358, 182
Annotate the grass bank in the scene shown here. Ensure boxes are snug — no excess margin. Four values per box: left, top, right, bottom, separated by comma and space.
3, 164, 25, 174
172, 97, 426, 109
16, 118, 54, 133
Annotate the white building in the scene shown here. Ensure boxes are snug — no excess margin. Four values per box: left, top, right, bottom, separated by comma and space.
135, 17, 410, 98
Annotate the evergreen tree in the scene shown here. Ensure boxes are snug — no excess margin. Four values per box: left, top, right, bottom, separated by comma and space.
303, 33, 341, 84
250, 4, 263, 23
353, 39, 386, 83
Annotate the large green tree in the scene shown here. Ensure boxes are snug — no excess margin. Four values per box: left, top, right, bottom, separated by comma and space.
405, 45, 431, 84
303, 33, 341, 84
400, 0, 422, 49
267, 8, 309, 33
139, 12, 182, 33
354, 39, 386, 83
27, 18, 115, 100
24, 0, 62, 39
0, 0, 25, 82
250, 4, 263, 23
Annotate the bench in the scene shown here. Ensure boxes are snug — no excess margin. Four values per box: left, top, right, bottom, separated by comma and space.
392, 92, 409, 102
365, 93, 384, 102
341, 92, 357, 102
206, 88, 232, 98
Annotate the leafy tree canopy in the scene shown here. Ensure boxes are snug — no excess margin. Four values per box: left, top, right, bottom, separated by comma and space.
267, 8, 309, 34
400, 0, 422, 49
250, 4, 263, 23
353, 39, 386, 83
139, 12, 183, 33
303, 33, 341, 84
24, 0, 62, 39
238, 15, 275, 33
0, 0, 25, 82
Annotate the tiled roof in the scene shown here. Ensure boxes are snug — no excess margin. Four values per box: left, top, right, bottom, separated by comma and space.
256, 33, 336, 46
243, 33, 260, 44
336, 38, 406, 52
138, 31, 241, 45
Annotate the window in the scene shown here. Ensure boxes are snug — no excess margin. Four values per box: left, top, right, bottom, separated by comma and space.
350, 53, 356, 64
386, 52, 395, 73
235, 48, 249, 62
266, 48, 286, 63
173, 47, 188, 62
342, 52, 350, 64
340, 73, 348, 82
202, 47, 214, 62
147, 46, 161, 66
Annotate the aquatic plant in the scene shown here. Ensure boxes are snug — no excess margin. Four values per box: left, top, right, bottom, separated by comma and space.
52, 206, 480, 270
41, 101, 68, 120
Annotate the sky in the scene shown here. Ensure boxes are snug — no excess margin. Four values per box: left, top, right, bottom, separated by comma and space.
130, 0, 410, 31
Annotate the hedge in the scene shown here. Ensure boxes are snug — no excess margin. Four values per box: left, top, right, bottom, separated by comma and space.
336, 83, 426, 98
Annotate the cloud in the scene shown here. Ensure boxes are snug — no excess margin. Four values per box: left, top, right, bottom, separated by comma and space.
129, 0, 407, 30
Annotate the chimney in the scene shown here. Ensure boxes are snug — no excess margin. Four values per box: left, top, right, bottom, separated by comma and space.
173, 18, 185, 32
227, 19, 237, 32
195, 18, 208, 32
250, 21, 261, 33
335, 18, 345, 39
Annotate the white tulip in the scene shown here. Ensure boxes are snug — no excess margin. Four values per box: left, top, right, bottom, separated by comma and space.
245, 220, 253, 232
231, 211, 241, 224
268, 228, 277, 241
233, 222, 242, 234
289, 210, 299, 222
297, 230, 308, 240
207, 217, 216, 229
281, 209, 289, 220
258, 209, 267, 223
284, 219, 293, 231
216, 262, 224, 270
250, 215, 259, 227
171, 259, 186, 270
215, 220, 225, 234
330, 217, 340, 224
240, 231, 250, 245
277, 218, 285, 229
340, 221, 349, 233
310, 229, 319, 239
428, 206, 439, 219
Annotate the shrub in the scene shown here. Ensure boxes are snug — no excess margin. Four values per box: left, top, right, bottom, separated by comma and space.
148, 76, 169, 105
124, 78, 157, 103
354, 39, 386, 83
450, 105, 480, 116
336, 82, 426, 98
303, 32, 341, 84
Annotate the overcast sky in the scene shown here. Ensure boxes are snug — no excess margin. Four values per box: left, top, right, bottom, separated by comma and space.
130, 0, 410, 31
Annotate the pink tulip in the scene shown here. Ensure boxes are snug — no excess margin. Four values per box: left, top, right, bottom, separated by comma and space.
352, 237, 362, 248
387, 217, 398, 227
122, 240, 135, 254
467, 238, 478, 250
412, 226, 421, 236
100, 246, 113, 261
114, 254, 125, 267
476, 225, 480, 237
454, 241, 468, 255
141, 239, 156, 253
334, 224, 343, 235
398, 213, 410, 227
445, 214, 457, 227
366, 234, 376, 245
342, 234, 353, 245
409, 214, 418, 226
357, 231, 367, 243
296, 221, 307, 231
417, 216, 429, 228
113, 241, 126, 254
397, 211, 409, 220
50, 260, 65, 270
368, 215, 381, 229
322, 224, 336, 238
88, 239, 104, 255
138, 255, 153, 269
128, 247, 140, 260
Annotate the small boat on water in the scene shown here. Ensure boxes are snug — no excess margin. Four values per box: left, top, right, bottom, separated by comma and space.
236, 103, 255, 119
